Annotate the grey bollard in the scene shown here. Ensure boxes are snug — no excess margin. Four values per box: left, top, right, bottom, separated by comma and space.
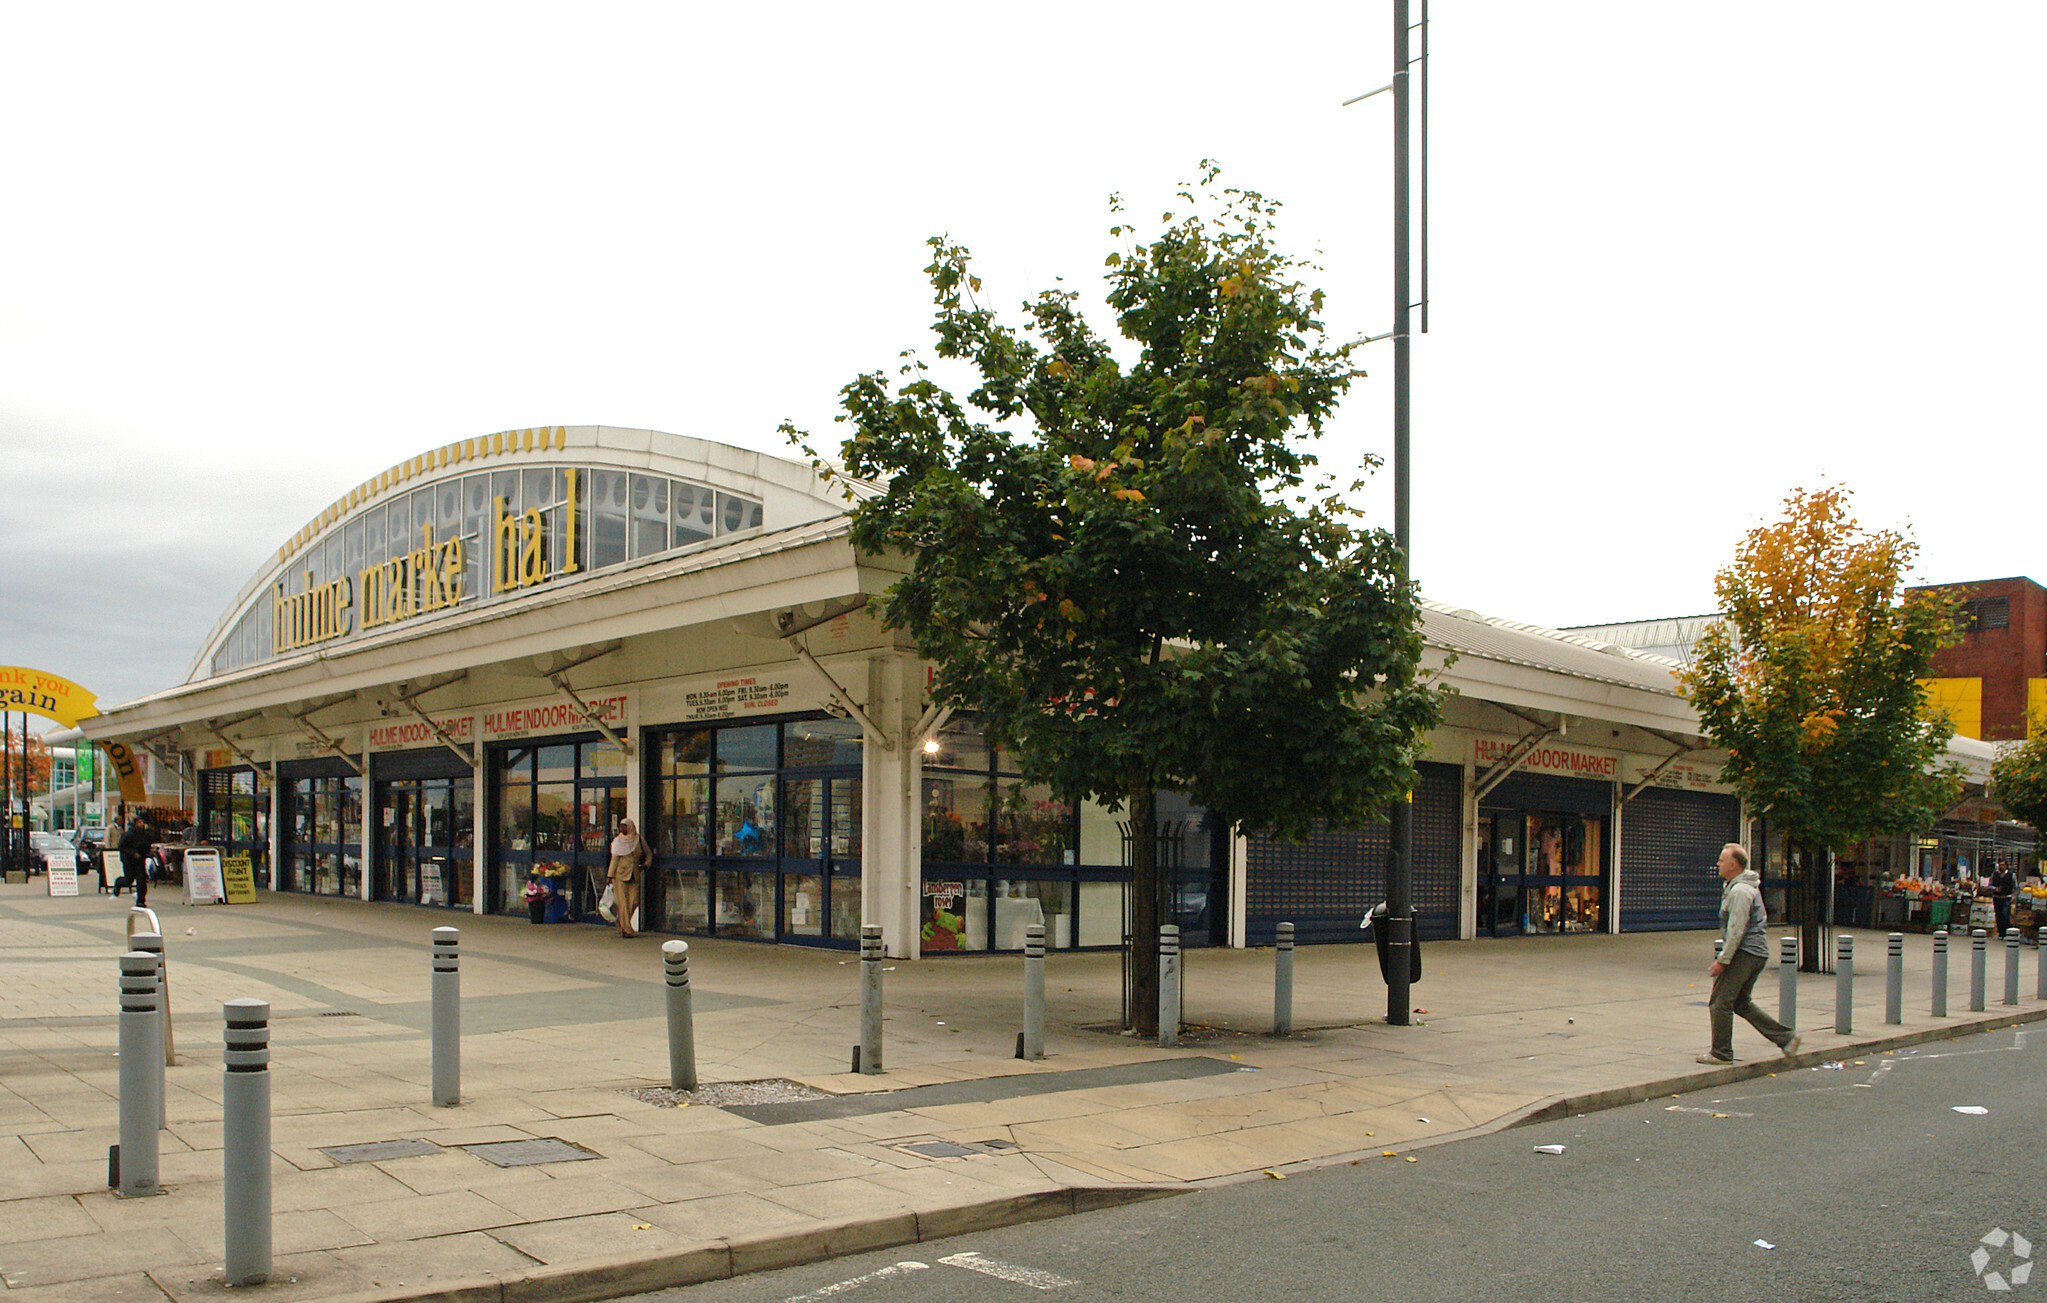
1275, 922, 1295, 1037
1932, 931, 1949, 1018
662, 941, 698, 1091
858, 924, 883, 1075
1885, 933, 1903, 1025
1778, 936, 1798, 1029
117, 951, 164, 1197
2038, 925, 2047, 1000
1834, 934, 1853, 1035
223, 999, 272, 1286
1158, 924, 1182, 1048
1971, 929, 1988, 1012
130, 931, 168, 1129
2006, 929, 2022, 1006
1021, 923, 1045, 1062
431, 928, 460, 1106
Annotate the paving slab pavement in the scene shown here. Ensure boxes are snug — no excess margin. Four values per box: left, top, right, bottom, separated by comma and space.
4, 882, 2043, 1302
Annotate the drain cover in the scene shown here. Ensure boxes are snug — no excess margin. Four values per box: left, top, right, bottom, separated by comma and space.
461, 1138, 599, 1167
319, 1139, 440, 1164
901, 1141, 979, 1159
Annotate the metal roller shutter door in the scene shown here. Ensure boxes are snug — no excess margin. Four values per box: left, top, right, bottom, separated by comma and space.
1245, 761, 1461, 944
1620, 787, 1739, 931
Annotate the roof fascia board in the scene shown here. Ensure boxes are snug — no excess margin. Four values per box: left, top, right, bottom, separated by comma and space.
88, 540, 877, 741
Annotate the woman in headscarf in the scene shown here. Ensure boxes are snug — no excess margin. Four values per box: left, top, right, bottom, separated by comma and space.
608, 818, 650, 938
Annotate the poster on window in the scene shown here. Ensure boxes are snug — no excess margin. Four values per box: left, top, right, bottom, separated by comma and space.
921, 880, 967, 951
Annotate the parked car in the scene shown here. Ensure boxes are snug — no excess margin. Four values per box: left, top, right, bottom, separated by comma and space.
29, 832, 72, 875
75, 835, 104, 878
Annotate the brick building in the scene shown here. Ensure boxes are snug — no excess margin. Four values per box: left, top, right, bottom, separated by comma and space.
1912, 576, 2047, 741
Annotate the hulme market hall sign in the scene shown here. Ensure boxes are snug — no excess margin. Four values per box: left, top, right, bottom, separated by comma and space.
273, 470, 582, 655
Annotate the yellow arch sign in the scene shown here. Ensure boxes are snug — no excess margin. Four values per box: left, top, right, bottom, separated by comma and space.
0, 666, 98, 729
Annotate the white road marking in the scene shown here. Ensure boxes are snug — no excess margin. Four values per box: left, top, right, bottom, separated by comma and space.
937, 1251, 1078, 1290
783, 1261, 929, 1302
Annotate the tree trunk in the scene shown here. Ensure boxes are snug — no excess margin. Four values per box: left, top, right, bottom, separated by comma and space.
1128, 783, 1160, 1036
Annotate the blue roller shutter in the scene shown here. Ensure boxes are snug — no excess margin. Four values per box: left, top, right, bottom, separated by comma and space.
1245, 761, 1461, 944
1620, 787, 1739, 931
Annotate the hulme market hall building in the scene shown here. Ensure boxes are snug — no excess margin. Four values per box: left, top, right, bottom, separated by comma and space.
84, 426, 1755, 958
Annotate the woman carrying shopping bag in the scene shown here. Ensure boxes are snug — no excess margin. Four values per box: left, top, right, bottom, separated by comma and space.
607, 819, 651, 938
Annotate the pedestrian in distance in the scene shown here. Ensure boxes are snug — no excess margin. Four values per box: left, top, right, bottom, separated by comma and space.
1987, 860, 2017, 939
1700, 842, 1800, 1065
607, 818, 649, 938
116, 815, 153, 907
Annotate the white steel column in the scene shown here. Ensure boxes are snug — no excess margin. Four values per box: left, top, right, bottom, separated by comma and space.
1608, 783, 1623, 934
861, 655, 922, 960
358, 744, 374, 902
470, 715, 486, 915
1227, 827, 1249, 949
1460, 758, 1479, 940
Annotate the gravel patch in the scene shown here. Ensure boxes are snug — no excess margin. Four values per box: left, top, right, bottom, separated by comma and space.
622, 1078, 834, 1109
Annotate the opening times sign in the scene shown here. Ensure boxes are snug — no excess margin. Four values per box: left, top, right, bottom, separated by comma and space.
680, 675, 797, 723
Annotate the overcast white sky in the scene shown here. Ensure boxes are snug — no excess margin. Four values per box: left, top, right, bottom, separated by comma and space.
3, 3, 2041, 721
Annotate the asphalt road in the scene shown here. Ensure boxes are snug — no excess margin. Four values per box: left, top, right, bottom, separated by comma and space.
635, 1023, 2047, 1303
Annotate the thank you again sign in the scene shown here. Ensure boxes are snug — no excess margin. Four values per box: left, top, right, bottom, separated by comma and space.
0, 666, 97, 729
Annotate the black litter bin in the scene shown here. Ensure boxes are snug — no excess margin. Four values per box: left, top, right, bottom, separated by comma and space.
1366, 903, 1422, 985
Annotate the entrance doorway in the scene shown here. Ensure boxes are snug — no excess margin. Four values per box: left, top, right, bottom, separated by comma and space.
1481, 809, 1608, 935
373, 776, 473, 908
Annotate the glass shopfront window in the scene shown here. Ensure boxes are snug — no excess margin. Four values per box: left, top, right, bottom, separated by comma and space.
1481, 807, 1609, 936
373, 772, 472, 909
201, 768, 271, 884
491, 737, 625, 922
647, 716, 862, 946
920, 721, 1083, 953
917, 720, 1217, 954
283, 772, 360, 897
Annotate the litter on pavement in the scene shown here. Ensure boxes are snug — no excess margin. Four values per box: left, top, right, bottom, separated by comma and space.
1953, 1106, 1990, 1115
1754, 1240, 1776, 1250
1533, 1145, 1566, 1155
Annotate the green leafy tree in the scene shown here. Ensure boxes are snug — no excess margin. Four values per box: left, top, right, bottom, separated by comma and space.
1682, 487, 1963, 969
785, 165, 1441, 1031
1990, 721, 2047, 838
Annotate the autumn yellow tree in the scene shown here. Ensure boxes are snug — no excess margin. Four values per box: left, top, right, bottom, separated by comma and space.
1683, 487, 1962, 969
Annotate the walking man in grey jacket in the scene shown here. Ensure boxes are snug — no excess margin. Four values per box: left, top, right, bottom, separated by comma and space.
1700, 843, 1801, 1064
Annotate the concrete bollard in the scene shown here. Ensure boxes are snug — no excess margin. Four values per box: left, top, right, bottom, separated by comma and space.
1886, 933, 1904, 1025
1834, 934, 1853, 1035
431, 928, 460, 1106
129, 931, 169, 1129
117, 951, 164, 1197
2038, 926, 2047, 1001
1932, 931, 1949, 1018
857, 924, 883, 1075
2005, 929, 2022, 1006
1971, 929, 1988, 1012
662, 941, 698, 1091
1158, 925, 1181, 1048
1778, 935, 1798, 1029
1274, 922, 1295, 1037
1021, 923, 1045, 1062
222, 999, 272, 1286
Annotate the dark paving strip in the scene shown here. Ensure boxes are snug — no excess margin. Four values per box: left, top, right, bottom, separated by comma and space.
723, 1055, 1250, 1125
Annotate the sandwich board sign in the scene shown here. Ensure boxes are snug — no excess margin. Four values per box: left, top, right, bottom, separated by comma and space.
182, 848, 226, 905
